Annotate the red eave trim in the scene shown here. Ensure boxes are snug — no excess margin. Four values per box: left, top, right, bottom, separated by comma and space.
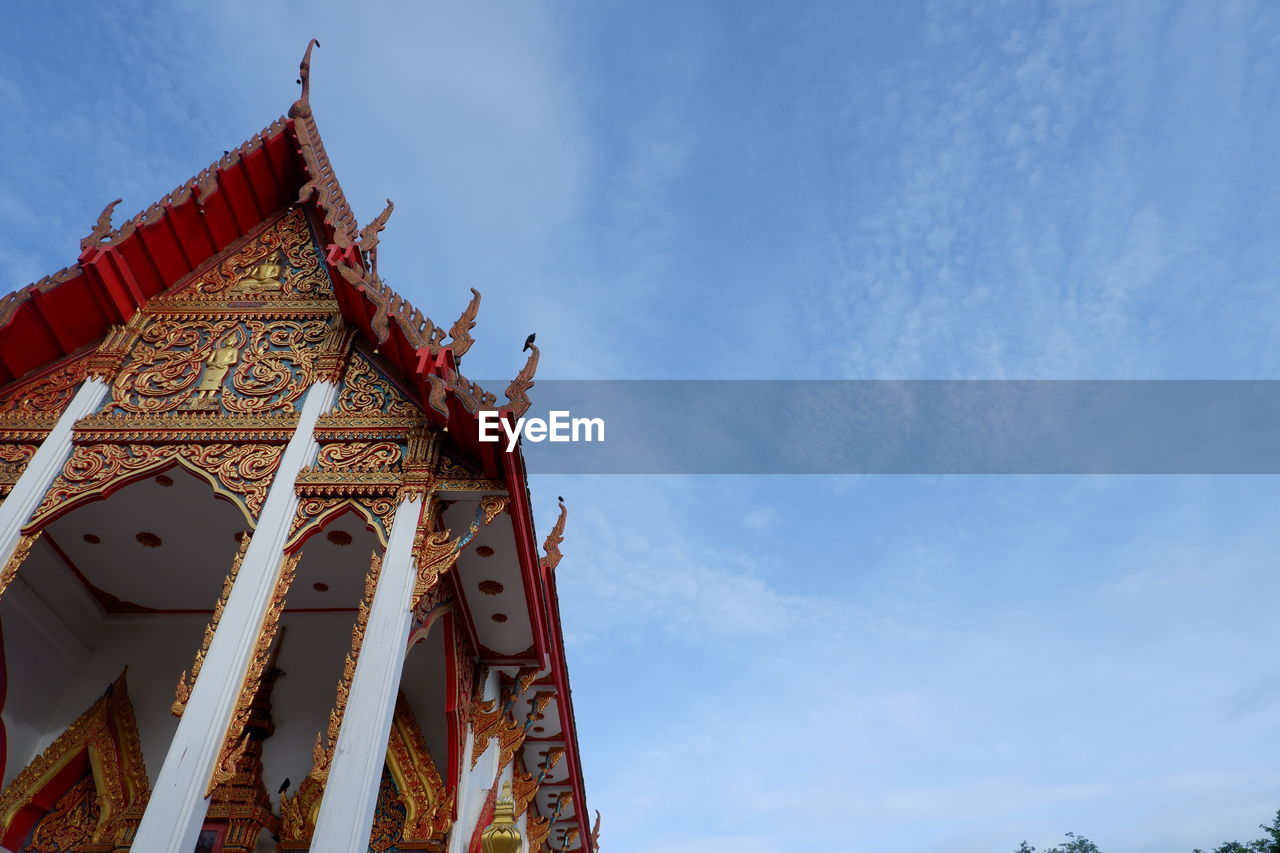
543, 567, 595, 852
498, 447, 593, 852
501, 448, 550, 668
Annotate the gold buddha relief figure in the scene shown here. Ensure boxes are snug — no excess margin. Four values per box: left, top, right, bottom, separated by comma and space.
190, 335, 240, 406
231, 251, 287, 294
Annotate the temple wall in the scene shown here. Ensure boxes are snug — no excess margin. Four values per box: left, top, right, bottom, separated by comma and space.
259, 610, 359, 795
33, 614, 205, 783
1, 574, 99, 787
1, 540, 210, 787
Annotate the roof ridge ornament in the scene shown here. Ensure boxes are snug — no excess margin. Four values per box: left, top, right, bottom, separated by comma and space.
540, 497, 567, 573
80, 199, 122, 251
504, 339, 539, 418
289, 38, 320, 119
358, 198, 394, 280
447, 287, 482, 360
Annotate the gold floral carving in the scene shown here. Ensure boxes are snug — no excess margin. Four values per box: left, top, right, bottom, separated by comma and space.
368, 768, 407, 852
539, 747, 567, 778
308, 552, 382, 785
0, 444, 38, 496
279, 775, 324, 847
85, 315, 146, 382
23, 772, 99, 852
28, 443, 283, 529
512, 768, 538, 819
0, 353, 90, 425
294, 469, 404, 496
470, 690, 553, 775
387, 693, 454, 842
437, 453, 504, 493
316, 441, 403, 470
74, 410, 300, 442
513, 667, 540, 697
399, 425, 439, 500
0, 670, 149, 848
208, 552, 299, 797
412, 494, 503, 610
173, 532, 253, 716
0, 531, 41, 601
526, 813, 551, 853
286, 496, 396, 549
467, 699, 513, 771
105, 316, 328, 414
186, 209, 333, 301
332, 351, 421, 418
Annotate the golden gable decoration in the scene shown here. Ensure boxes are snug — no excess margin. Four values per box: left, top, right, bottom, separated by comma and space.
26, 442, 283, 528
386, 693, 454, 843
104, 316, 329, 415
185, 208, 331, 302
0, 670, 149, 850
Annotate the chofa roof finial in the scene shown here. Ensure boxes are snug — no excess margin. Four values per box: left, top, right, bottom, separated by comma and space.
289, 38, 321, 119
358, 198, 394, 279
540, 497, 567, 573
80, 199, 122, 252
504, 336, 540, 419
447, 288, 482, 360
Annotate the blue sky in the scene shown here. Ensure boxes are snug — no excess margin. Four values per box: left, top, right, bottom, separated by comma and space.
4, 2, 1280, 851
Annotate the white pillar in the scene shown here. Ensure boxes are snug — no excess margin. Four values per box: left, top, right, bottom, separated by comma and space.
132, 381, 337, 853
309, 496, 421, 852
448, 668, 501, 853
0, 378, 108, 561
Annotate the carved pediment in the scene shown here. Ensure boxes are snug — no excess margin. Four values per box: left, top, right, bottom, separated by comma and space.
0, 670, 149, 851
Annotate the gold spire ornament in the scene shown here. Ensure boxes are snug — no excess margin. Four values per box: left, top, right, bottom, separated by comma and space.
480, 782, 524, 853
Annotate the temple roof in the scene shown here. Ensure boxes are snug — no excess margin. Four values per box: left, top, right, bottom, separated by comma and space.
0, 39, 592, 852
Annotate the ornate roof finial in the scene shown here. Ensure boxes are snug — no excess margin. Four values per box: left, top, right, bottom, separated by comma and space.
540, 497, 567, 573
590, 810, 601, 849
504, 339, 539, 418
358, 198, 394, 279
448, 287, 482, 359
80, 199, 121, 251
480, 781, 523, 853
289, 38, 321, 119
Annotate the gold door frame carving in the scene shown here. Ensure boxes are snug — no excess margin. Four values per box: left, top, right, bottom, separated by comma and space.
25, 442, 284, 531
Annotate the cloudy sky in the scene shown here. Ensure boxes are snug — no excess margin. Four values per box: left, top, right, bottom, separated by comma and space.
5, 2, 1280, 851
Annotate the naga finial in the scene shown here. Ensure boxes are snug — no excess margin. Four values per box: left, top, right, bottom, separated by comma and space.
81, 199, 122, 251
590, 810, 602, 849
540, 497, 567, 573
358, 198, 394, 279
289, 38, 321, 119
504, 340, 539, 418
448, 288, 482, 359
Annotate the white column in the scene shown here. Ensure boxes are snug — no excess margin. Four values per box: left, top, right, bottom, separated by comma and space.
0, 378, 108, 561
0, 378, 105, 853
132, 381, 337, 853
448, 668, 501, 853
309, 496, 421, 852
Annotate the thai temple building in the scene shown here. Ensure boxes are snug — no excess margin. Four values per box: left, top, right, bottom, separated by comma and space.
0, 41, 595, 853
